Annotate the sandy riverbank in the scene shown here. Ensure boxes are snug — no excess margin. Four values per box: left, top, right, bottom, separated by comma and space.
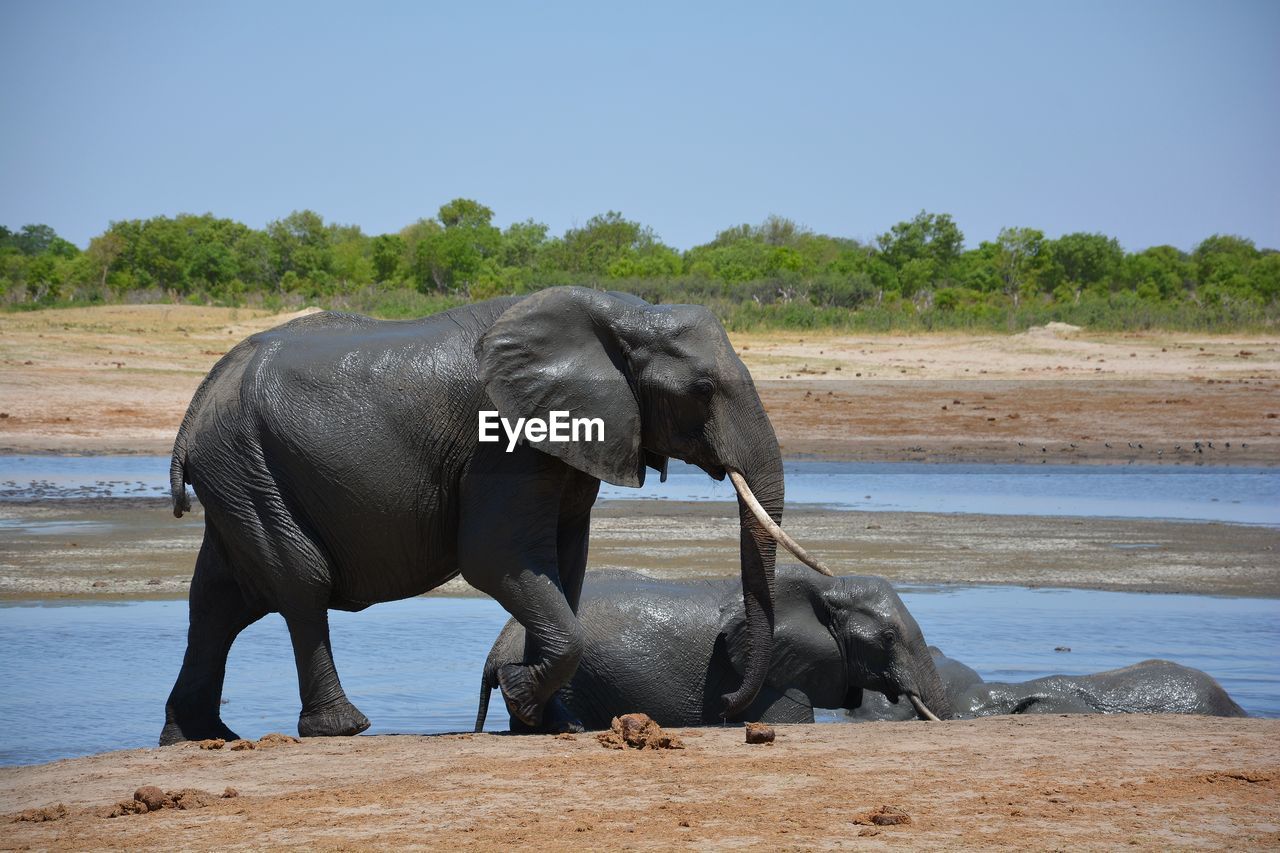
3, 715, 1277, 850
1, 306, 1278, 463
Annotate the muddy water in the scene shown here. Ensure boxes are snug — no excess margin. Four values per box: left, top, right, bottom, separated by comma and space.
1, 587, 1276, 766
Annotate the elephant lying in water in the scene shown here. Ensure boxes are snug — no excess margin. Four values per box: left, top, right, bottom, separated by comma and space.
476, 567, 951, 731
847, 649, 1246, 720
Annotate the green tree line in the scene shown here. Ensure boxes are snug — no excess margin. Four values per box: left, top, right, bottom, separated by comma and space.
3, 204, 1277, 331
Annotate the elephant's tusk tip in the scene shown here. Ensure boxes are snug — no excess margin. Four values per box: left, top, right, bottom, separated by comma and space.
908, 693, 943, 722
727, 470, 837, 578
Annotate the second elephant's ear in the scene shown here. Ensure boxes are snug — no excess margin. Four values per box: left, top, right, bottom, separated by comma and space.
476, 287, 645, 487
720, 580, 845, 707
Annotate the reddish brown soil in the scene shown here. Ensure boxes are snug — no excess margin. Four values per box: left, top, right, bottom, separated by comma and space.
1, 307, 1276, 463
3, 716, 1277, 850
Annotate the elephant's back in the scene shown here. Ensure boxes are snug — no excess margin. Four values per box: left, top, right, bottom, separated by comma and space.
178, 299, 525, 603
568, 573, 732, 727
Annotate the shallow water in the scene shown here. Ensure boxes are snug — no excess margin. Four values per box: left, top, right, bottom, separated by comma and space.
2, 456, 1276, 525
1, 587, 1275, 766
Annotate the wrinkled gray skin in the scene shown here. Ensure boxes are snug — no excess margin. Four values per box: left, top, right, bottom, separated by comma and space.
956, 659, 1247, 717
475, 567, 952, 731
845, 646, 982, 722
848, 650, 1246, 720
161, 287, 786, 745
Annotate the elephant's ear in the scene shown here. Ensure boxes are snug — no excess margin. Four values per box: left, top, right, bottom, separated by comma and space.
477, 287, 645, 487
606, 291, 669, 484
720, 583, 844, 707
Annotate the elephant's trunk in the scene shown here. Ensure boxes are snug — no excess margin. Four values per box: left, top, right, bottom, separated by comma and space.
720, 448, 785, 718
906, 649, 952, 722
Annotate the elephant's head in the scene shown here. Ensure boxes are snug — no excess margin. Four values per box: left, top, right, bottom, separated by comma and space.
726, 568, 951, 721
476, 286, 829, 716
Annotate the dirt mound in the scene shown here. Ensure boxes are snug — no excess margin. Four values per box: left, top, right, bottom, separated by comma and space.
860, 804, 911, 826
596, 713, 685, 750
102, 785, 236, 818
10, 803, 68, 823
1015, 321, 1083, 338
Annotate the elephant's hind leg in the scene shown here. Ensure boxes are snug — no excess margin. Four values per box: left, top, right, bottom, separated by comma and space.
283, 607, 371, 738
160, 534, 265, 745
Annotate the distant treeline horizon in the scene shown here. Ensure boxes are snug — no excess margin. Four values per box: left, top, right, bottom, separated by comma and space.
2, 201, 1276, 332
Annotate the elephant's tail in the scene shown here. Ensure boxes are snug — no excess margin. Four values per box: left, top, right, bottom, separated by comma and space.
170, 430, 192, 519
170, 356, 225, 518
475, 665, 497, 733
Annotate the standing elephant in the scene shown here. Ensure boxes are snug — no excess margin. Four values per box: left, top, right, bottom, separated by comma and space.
162, 286, 826, 744
475, 567, 951, 731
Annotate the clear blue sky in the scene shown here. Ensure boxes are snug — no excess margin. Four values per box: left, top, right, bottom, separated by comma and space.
3, 0, 1277, 252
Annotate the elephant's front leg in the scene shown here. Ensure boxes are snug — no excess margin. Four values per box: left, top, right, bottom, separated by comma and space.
459, 448, 585, 731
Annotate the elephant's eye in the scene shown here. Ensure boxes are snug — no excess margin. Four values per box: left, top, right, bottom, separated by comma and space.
690, 378, 714, 401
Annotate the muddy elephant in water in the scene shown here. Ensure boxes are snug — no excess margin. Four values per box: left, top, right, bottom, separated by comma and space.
475, 567, 951, 731
848, 651, 1246, 720
845, 646, 983, 722
161, 287, 831, 744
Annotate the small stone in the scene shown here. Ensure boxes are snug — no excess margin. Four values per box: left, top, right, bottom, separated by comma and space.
222, 787, 239, 798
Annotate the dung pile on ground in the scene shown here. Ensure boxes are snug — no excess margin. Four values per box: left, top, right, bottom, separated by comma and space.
102, 785, 238, 818
596, 713, 685, 750
744, 722, 775, 744
858, 804, 911, 826
190, 732, 300, 752
10, 803, 69, 823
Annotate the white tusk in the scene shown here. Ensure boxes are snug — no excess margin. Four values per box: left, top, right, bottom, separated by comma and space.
728, 470, 834, 577
908, 693, 942, 722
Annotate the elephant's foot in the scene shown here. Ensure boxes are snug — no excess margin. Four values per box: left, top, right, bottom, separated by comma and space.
541, 695, 585, 734
158, 713, 241, 746
509, 694, 585, 735
298, 700, 371, 738
497, 663, 544, 728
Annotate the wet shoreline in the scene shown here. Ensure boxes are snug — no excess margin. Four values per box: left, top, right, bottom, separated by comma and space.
3, 496, 1277, 601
